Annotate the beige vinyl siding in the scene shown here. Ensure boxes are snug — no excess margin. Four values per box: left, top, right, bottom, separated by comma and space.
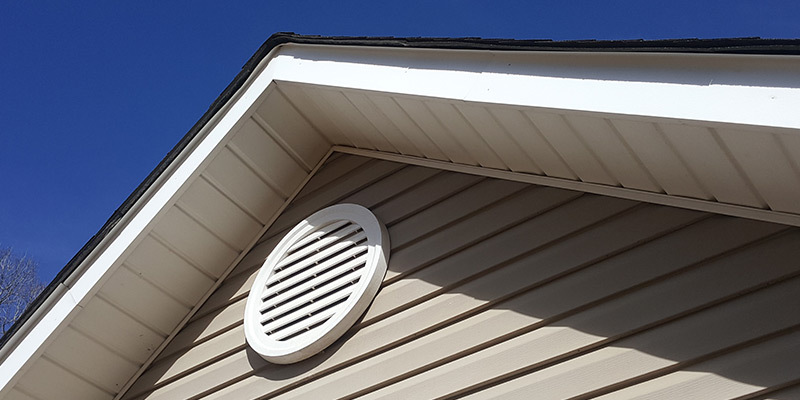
122, 153, 800, 400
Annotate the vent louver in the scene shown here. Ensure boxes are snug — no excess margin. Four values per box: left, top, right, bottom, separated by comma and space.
244, 204, 389, 364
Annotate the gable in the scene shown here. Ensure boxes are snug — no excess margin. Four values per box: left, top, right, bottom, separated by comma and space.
124, 153, 800, 399
1, 34, 800, 399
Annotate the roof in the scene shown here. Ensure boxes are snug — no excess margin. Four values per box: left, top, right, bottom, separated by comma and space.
2, 33, 800, 399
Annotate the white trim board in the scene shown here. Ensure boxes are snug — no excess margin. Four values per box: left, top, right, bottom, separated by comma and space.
272, 44, 800, 130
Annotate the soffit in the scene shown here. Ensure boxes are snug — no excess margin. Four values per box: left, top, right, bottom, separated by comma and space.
265, 43, 800, 224
276, 81, 800, 225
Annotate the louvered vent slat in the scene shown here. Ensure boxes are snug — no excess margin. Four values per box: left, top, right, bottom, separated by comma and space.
269, 229, 366, 280
288, 220, 351, 254
263, 245, 367, 301
274, 222, 361, 271
260, 256, 367, 316
262, 285, 356, 334
261, 283, 357, 328
244, 204, 389, 364
271, 307, 342, 341
265, 232, 367, 292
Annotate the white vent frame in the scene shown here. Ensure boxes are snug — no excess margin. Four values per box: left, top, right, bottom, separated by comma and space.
244, 203, 389, 364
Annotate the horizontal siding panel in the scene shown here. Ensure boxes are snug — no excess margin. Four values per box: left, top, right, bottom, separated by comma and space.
463, 277, 800, 400
367, 191, 629, 322
383, 193, 630, 288
128, 327, 245, 393
387, 178, 527, 250
595, 331, 800, 400
340, 165, 440, 210
268, 160, 405, 234
293, 154, 371, 201
367, 201, 701, 326
124, 154, 800, 400
130, 351, 253, 400
155, 299, 245, 363
750, 383, 800, 400
364, 222, 794, 399
274, 224, 790, 400
6, 388, 39, 400
370, 170, 481, 225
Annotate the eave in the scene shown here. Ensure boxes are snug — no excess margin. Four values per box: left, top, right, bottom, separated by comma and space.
1, 34, 800, 399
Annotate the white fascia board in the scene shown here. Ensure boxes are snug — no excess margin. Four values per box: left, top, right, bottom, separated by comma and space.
271, 44, 800, 130
0, 44, 293, 395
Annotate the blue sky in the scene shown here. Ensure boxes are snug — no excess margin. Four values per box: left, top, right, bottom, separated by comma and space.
2, 1, 799, 284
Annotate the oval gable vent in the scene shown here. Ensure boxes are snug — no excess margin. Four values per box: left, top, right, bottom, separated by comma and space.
244, 204, 389, 364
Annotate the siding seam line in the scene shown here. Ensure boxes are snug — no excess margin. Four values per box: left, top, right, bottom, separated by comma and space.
570, 321, 800, 400
253, 206, 701, 399
441, 228, 796, 399
291, 155, 372, 203
730, 376, 800, 400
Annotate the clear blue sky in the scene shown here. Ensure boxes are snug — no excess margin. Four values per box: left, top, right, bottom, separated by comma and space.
1, 1, 799, 284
